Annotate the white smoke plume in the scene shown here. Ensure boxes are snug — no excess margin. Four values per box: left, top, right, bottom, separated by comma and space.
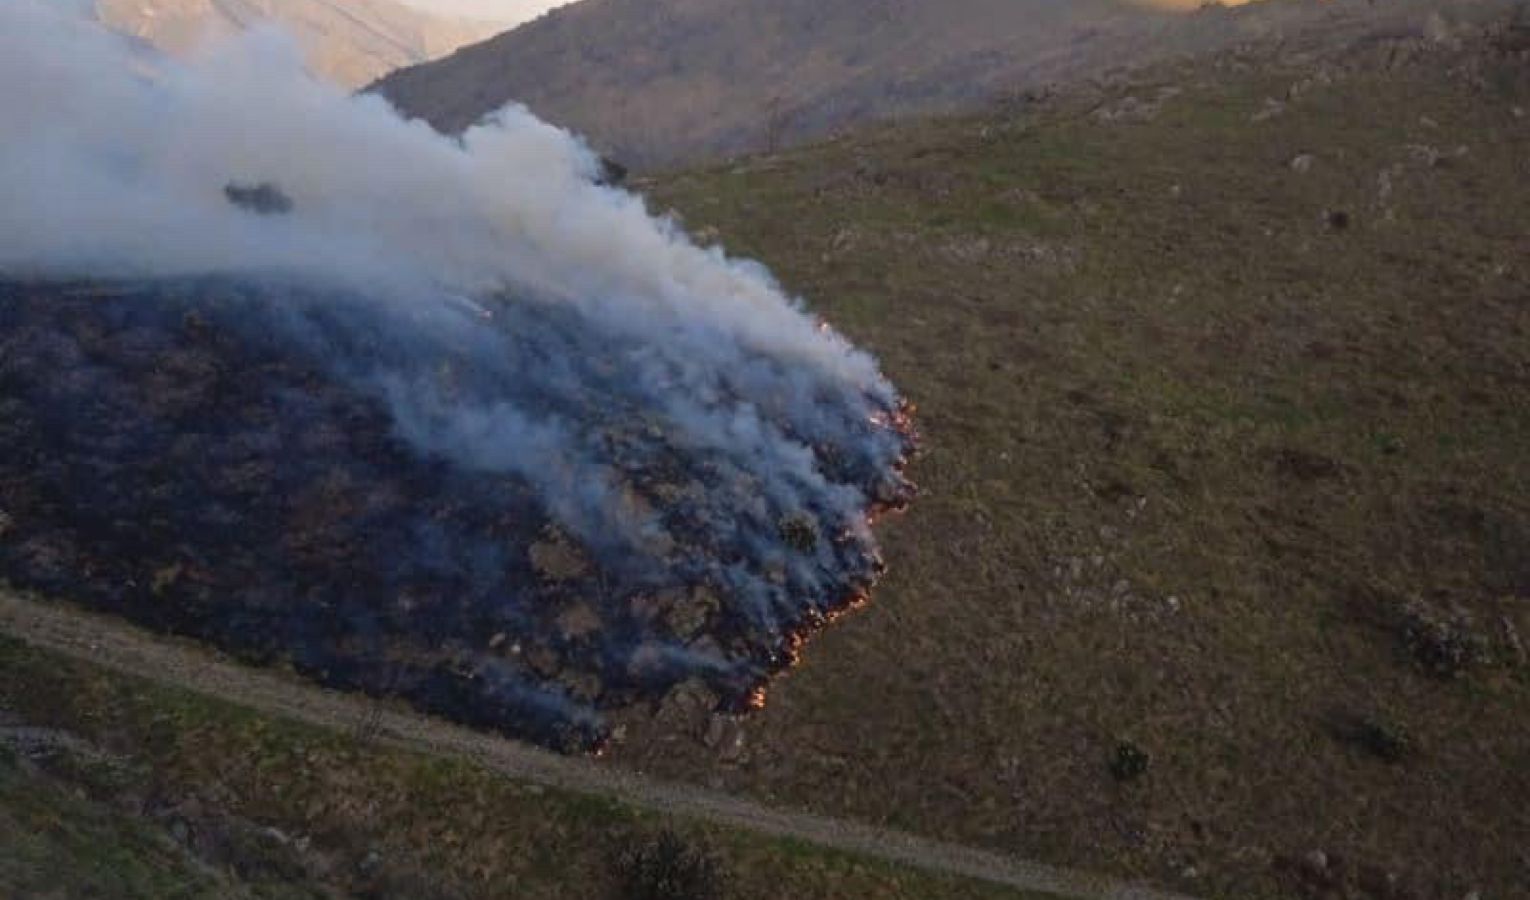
0, 0, 901, 525
0, 0, 914, 747
1, 1, 880, 388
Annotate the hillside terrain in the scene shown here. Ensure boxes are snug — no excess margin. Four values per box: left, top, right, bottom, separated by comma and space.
611, 8, 1530, 899
4, 2, 1530, 899
374, 0, 1523, 168
0, 611, 1065, 900
95, 0, 501, 87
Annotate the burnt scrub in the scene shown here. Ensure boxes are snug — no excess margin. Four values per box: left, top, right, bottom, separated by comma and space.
0, 279, 915, 752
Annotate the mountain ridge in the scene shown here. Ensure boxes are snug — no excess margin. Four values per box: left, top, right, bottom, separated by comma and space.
374, 0, 1521, 168
95, 0, 502, 87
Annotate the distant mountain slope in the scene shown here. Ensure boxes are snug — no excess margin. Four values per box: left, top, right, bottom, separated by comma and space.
95, 0, 502, 87
373, 0, 1147, 167
373, 0, 1520, 168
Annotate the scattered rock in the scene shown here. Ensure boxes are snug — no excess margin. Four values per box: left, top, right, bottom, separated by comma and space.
654, 678, 720, 737
702, 715, 746, 763
1401, 601, 1486, 679
1094, 95, 1160, 123
358, 848, 384, 875
1406, 143, 1445, 167
1252, 97, 1287, 122
828, 226, 859, 254
1376, 164, 1404, 214
1289, 153, 1315, 174
1499, 615, 1526, 666
0, 724, 121, 764
1424, 13, 1457, 46
1303, 849, 1330, 876
1282, 849, 1421, 900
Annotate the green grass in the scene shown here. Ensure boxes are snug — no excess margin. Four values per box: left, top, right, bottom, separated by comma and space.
0, 636, 1045, 900
614, 37, 1530, 900
0, 745, 324, 900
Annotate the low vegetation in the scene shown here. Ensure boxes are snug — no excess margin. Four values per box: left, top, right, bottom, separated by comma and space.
613, 19, 1530, 899
0, 636, 1043, 900
614, 830, 727, 900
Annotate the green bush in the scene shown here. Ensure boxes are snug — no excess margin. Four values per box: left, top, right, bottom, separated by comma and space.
614, 830, 726, 900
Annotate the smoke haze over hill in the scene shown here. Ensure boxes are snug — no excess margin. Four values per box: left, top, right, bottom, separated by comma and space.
0, 0, 914, 746
94, 0, 504, 87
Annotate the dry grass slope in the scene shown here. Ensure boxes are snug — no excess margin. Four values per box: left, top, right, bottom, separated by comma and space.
375, 0, 1526, 168
0, 631, 1052, 900
610, 16, 1530, 900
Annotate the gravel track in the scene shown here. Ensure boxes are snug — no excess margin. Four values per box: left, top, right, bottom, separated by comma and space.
0, 590, 1196, 900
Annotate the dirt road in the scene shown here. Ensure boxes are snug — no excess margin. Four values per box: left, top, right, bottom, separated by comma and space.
0, 590, 1196, 900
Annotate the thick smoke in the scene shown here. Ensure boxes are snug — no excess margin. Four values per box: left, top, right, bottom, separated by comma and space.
0, 1, 913, 748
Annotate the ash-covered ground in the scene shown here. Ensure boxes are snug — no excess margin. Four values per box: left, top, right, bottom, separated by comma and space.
0, 279, 913, 751
0, 4, 918, 752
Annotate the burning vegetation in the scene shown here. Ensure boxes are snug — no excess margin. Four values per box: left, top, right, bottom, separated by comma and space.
0, 3, 917, 752
0, 278, 915, 751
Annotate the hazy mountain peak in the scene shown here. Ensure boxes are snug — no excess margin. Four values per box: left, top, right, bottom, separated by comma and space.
95, 0, 504, 87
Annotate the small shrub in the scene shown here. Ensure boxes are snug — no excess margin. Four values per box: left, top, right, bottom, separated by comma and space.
1401, 602, 1486, 679
1355, 718, 1412, 764
1327, 710, 1413, 764
1109, 740, 1150, 782
351, 704, 385, 748
778, 515, 818, 553
614, 830, 726, 900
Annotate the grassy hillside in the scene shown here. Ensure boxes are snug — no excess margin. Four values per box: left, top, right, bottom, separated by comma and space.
375, 0, 1136, 166
605, 15, 1530, 899
0, 634, 1046, 900
375, 0, 1525, 168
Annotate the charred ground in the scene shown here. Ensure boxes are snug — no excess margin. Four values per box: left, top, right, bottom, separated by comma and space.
0, 278, 912, 752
